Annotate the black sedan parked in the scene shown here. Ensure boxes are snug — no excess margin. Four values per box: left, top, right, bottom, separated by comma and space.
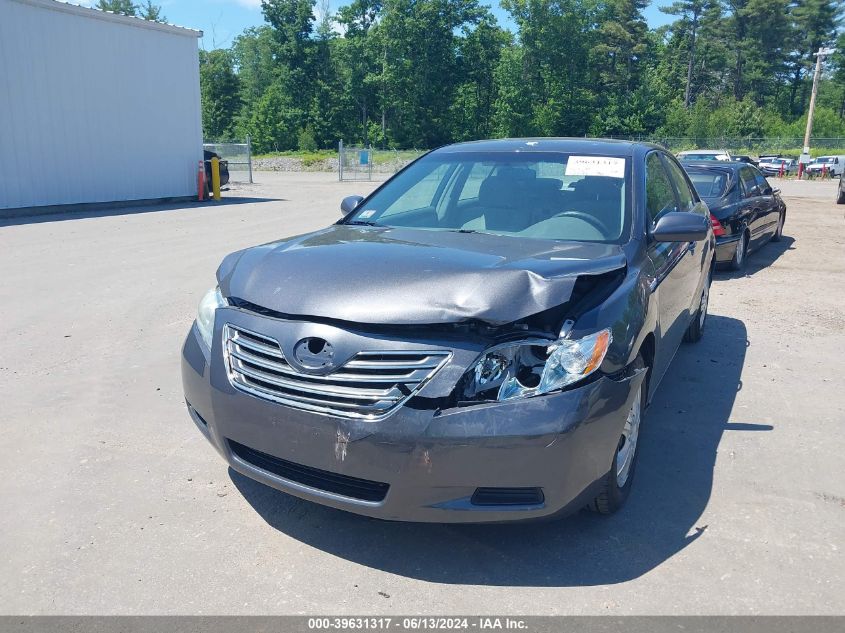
203, 149, 230, 191
731, 155, 759, 167
182, 139, 714, 522
683, 162, 785, 270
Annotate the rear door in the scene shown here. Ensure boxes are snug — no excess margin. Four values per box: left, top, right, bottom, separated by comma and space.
662, 155, 711, 313
752, 169, 779, 239
738, 166, 765, 244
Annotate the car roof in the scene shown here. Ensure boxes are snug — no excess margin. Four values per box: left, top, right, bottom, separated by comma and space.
433, 137, 662, 157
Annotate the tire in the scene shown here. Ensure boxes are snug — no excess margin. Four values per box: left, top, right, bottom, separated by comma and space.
837, 185, 845, 205
771, 210, 785, 242
684, 276, 710, 343
591, 356, 646, 515
729, 230, 749, 271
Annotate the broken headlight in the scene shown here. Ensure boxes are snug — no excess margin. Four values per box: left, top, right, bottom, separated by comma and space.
462, 328, 612, 402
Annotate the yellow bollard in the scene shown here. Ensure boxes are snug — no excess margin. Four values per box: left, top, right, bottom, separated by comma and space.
211, 157, 222, 201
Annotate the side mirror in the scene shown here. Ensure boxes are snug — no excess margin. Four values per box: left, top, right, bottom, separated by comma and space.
341, 195, 364, 216
652, 212, 710, 242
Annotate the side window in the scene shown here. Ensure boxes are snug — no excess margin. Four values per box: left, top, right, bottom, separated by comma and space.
380, 163, 451, 218
645, 152, 678, 226
753, 171, 770, 194
662, 156, 697, 213
740, 168, 758, 198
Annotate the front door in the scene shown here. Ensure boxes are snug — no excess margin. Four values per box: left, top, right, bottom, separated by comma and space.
644, 151, 701, 390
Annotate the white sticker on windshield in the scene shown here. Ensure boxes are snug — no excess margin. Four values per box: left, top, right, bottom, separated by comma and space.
359, 209, 376, 218
565, 156, 626, 179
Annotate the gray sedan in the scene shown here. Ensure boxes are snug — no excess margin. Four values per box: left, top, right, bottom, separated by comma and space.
182, 139, 714, 522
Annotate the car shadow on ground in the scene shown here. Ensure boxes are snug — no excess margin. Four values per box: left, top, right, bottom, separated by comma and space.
231, 314, 763, 587
718, 235, 796, 279
0, 196, 284, 227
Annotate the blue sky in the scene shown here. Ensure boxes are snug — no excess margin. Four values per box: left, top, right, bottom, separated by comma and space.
91, 0, 675, 49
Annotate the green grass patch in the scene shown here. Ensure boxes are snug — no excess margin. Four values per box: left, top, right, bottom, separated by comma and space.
252, 150, 336, 166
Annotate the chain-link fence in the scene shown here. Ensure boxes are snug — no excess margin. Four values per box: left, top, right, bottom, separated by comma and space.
606, 136, 845, 154
338, 141, 373, 181
203, 138, 253, 183
338, 141, 426, 181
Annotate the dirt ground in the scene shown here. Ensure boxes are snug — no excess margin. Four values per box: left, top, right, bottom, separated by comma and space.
0, 172, 843, 615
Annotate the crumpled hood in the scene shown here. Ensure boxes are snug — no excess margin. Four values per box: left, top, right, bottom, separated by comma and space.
218, 225, 627, 325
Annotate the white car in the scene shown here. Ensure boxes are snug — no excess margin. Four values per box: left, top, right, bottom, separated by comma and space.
678, 149, 732, 163
758, 157, 797, 176
806, 156, 845, 178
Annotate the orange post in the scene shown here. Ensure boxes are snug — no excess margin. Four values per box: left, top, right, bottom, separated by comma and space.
778, 162, 784, 178
197, 160, 206, 201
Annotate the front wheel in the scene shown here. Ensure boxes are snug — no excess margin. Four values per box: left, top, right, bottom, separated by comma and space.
590, 357, 646, 515
837, 185, 845, 205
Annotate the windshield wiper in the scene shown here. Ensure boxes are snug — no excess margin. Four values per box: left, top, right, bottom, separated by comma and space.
449, 228, 481, 234
345, 220, 385, 227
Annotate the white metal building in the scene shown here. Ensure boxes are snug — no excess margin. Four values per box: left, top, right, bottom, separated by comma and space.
0, 0, 203, 210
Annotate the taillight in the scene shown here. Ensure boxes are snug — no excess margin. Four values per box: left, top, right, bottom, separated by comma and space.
709, 213, 726, 237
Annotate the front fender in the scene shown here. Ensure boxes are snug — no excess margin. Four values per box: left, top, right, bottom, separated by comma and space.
568, 262, 658, 375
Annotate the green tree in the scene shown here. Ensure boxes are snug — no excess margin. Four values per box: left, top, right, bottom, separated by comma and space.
490, 46, 535, 137
374, 0, 485, 147
499, 0, 597, 136
190, 0, 845, 150
137, 1, 165, 22
831, 33, 845, 118
232, 27, 277, 104
95, 0, 164, 21
261, 0, 316, 69
660, 0, 715, 107
96, 0, 136, 15
245, 78, 304, 152
452, 16, 510, 140
336, 0, 384, 144
786, 0, 842, 115
199, 49, 241, 140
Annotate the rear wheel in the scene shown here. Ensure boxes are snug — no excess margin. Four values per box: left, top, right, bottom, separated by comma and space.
591, 356, 646, 515
837, 184, 845, 205
684, 278, 709, 343
771, 210, 785, 242
730, 230, 748, 271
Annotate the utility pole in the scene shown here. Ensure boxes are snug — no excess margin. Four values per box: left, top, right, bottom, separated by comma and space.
803, 47, 837, 157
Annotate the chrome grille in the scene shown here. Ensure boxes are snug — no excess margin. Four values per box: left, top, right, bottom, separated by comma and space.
223, 324, 450, 420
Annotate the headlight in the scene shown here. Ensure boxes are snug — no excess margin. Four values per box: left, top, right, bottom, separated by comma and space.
196, 286, 226, 349
462, 328, 612, 402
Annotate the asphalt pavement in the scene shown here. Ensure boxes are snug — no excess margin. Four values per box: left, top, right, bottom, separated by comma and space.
1, 173, 842, 614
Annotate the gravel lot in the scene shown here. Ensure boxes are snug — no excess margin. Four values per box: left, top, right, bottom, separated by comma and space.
1, 173, 843, 615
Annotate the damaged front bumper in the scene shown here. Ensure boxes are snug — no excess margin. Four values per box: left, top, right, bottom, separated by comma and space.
181, 310, 645, 523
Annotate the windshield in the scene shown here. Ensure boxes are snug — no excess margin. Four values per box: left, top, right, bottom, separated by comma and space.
345, 152, 630, 243
815, 157, 834, 163
688, 171, 729, 198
